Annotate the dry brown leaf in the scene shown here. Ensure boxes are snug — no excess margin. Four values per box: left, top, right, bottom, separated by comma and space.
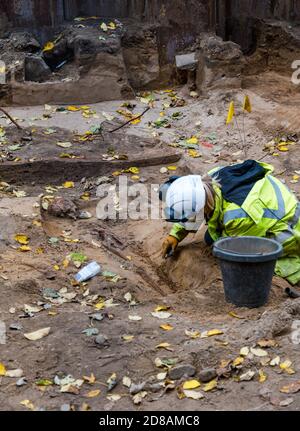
257, 339, 277, 348
185, 330, 201, 339
270, 356, 280, 366
155, 342, 173, 351
122, 335, 135, 342
240, 347, 250, 357
250, 347, 268, 357
83, 373, 96, 385
20, 400, 35, 410
122, 376, 132, 388
280, 381, 300, 394
183, 390, 204, 400
240, 370, 255, 381
24, 327, 51, 341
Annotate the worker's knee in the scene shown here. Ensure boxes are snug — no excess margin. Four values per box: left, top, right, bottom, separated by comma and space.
204, 230, 214, 246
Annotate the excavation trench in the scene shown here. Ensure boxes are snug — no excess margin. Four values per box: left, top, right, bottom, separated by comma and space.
0, 132, 286, 318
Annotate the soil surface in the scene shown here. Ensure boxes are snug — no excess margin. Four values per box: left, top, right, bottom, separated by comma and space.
1, 76, 300, 411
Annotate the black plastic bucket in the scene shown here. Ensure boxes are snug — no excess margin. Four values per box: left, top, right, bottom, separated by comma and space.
213, 236, 283, 308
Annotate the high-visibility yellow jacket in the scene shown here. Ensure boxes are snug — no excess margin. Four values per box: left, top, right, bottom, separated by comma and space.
170, 162, 300, 284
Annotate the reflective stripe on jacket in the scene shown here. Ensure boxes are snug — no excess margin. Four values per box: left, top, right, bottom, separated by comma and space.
169, 162, 300, 284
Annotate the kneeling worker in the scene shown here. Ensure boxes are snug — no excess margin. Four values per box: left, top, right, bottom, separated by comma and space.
159, 160, 300, 285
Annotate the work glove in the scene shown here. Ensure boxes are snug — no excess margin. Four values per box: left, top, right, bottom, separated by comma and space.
162, 235, 179, 258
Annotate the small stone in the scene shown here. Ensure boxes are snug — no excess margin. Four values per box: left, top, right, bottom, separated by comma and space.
139, 177, 148, 183
168, 364, 196, 380
45, 273, 56, 281
16, 378, 27, 387
96, 176, 112, 186
78, 211, 92, 219
280, 397, 294, 407
198, 368, 218, 383
130, 382, 146, 395
160, 167, 168, 174
94, 334, 109, 347
90, 313, 105, 322
9, 323, 23, 331
25, 55, 51, 82
42, 287, 59, 298
259, 386, 272, 400
60, 404, 71, 411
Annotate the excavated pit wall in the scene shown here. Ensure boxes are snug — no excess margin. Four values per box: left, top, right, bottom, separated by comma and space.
0, 0, 212, 105
2, 1, 300, 105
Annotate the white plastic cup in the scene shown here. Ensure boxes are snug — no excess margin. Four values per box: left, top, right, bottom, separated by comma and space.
74, 261, 101, 283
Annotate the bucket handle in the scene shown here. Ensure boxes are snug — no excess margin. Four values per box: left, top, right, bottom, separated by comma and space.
213, 244, 264, 256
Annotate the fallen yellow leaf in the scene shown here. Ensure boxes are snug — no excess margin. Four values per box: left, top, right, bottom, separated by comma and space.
155, 342, 173, 351
228, 311, 245, 319
48, 311, 57, 316
122, 335, 135, 342
167, 166, 177, 171
203, 379, 218, 392
155, 305, 170, 312
83, 373, 96, 384
207, 329, 224, 337
280, 360, 292, 370
19, 246, 31, 252
160, 324, 174, 331
62, 259, 69, 268
185, 330, 201, 339
20, 399, 35, 410
188, 149, 201, 158
130, 118, 141, 125
43, 42, 54, 52
186, 137, 198, 145
81, 192, 90, 201
85, 389, 101, 398
63, 181, 75, 189
232, 357, 244, 367
182, 380, 201, 390
258, 369, 267, 383
15, 234, 29, 245
67, 105, 81, 112
32, 220, 42, 227
126, 167, 140, 174
219, 359, 231, 368
0, 363, 6, 376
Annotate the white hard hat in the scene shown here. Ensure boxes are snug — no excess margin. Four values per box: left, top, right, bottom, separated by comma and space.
164, 175, 206, 222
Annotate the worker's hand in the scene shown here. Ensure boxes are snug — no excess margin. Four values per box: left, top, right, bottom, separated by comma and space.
162, 235, 179, 258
